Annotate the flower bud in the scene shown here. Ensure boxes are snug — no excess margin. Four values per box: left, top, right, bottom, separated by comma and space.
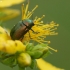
15, 40, 26, 52
17, 53, 31, 67
0, 26, 11, 40
0, 37, 6, 51
29, 44, 49, 59
4, 40, 17, 54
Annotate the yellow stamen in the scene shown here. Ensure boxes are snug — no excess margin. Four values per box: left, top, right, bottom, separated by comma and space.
22, 4, 25, 20
26, 5, 38, 18
25, 0, 29, 16
34, 16, 38, 22
50, 32, 58, 35
27, 12, 33, 19
35, 15, 45, 22
47, 41, 51, 43
49, 28, 57, 31
47, 46, 57, 52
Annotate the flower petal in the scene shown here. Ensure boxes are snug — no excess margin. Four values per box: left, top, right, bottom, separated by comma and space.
36, 58, 64, 70
0, 0, 25, 7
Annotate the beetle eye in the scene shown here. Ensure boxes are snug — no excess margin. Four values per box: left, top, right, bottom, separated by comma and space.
27, 19, 32, 23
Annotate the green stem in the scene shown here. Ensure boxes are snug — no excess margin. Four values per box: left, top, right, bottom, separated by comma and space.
19, 67, 26, 70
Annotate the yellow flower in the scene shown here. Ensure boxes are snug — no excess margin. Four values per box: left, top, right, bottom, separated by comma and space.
0, 26, 26, 54
21, 2, 59, 43
0, 0, 25, 21
0, 8, 20, 21
0, 0, 25, 7
36, 58, 64, 70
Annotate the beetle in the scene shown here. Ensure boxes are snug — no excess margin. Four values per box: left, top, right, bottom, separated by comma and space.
10, 19, 34, 40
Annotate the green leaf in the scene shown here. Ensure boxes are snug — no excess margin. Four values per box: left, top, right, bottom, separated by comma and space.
1, 56, 17, 67
32, 43, 48, 51
31, 51, 43, 59
26, 51, 34, 56
0, 52, 9, 59
26, 43, 34, 51
42, 51, 51, 58
26, 43, 49, 59
26, 50, 43, 59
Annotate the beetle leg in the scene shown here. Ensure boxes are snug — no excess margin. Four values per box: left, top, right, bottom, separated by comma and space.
31, 29, 34, 32
31, 29, 39, 34
28, 31, 32, 39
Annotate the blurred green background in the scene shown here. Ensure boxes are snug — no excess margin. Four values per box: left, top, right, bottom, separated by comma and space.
0, 0, 70, 70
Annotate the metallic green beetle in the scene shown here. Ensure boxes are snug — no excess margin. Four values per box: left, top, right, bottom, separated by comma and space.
10, 19, 34, 40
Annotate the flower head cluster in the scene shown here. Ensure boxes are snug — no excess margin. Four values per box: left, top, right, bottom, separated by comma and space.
0, 27, 49, 69
0, 1, 64, 70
